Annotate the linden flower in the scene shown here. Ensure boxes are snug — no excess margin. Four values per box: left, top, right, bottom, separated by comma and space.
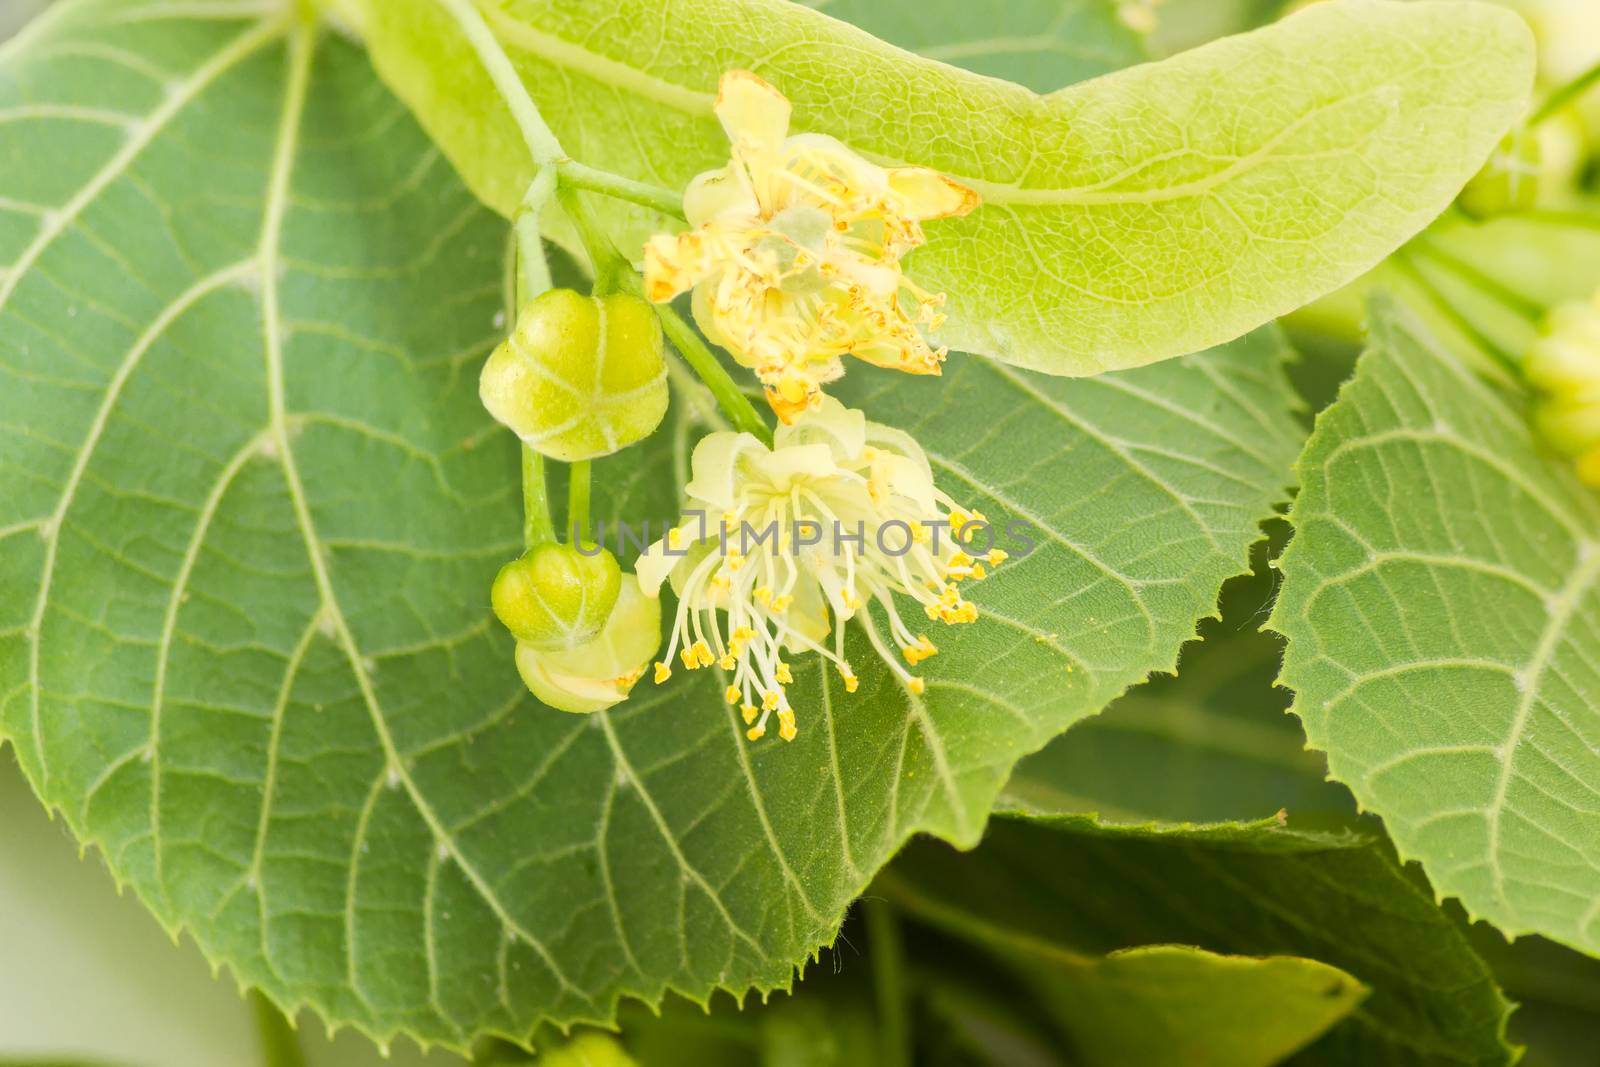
1526, 291, 1600, 485
636, 397, 1002, 743
642, 70, 978, 423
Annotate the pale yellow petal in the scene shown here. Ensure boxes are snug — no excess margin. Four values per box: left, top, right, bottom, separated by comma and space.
682, 164, 758, 227
642, 230, 717, 303
715, 70, 791, 154
886, 167, 979, 219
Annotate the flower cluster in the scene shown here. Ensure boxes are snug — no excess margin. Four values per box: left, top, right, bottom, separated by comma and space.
643, 70, 977, 422
632, 72, 992, 743
1527, 291, 1600, 485
636, 398, 999, 742
486, 70, 989, 738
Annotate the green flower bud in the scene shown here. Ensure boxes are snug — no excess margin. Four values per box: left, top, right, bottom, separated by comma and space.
491, 542, 621, 650
1526, 293, 1600, 487
1457, 128, 1542, 220
1534, 395, 1600, 457
516, 574, 662, 714
1526, 297, 1600, 396
480, 288, 669, 461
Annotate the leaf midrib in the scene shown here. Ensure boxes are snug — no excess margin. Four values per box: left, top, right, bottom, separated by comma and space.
484, 2, 1394, 210
258, 20, 594, 1010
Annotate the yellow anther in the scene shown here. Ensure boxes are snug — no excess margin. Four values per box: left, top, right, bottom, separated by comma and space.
719, 653, 738, 671
762, 690, 781, 711
680, 648, 700, 670
775, 662, 793, 684
693, 640, 715, 667
747, 723, 766, 741
777, 710, 797, 742
908, 677, 926, 695
653, 661, 672, 684
741, 703, 760, 724
724, 685, 741, 705
987, 549, 1008, 565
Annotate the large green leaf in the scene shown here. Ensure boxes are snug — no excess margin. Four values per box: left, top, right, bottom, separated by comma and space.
1273, 296, 1600, 958
884, 812, 1517, 1065
0, 0, 1301, 1049
336, 0, 1535, 376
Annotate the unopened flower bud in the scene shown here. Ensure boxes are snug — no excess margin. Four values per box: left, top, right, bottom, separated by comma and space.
516, 575, 662, 713
1457, 127, 1542, 220
1526, 293, 1600, 486
481, 289, 669, 461
492, 542, 621, 650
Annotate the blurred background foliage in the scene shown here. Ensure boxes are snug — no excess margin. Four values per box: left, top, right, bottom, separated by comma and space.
5, 0, 1600, 1064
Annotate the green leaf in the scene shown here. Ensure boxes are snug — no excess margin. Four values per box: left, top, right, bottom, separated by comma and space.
338, 0, 1535, 376
884, 812, 1517, 1065
1002, 542, 1355, 823
0, 0, 1300, 1050
794, 0, 1147, 92
888, 874, 1368, 1067
1272, 295, 1600, 959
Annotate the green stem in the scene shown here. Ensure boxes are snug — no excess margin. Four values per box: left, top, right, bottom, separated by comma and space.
1532, 57, 1600, 126
522, 445, 556, 547
514, 164, 558, 306
434, 0, 565, 166
250, 991, 306, 1067
651, 295, 773, 444
865, 899, 911, 1067
1390, 251, 1523, 380
1410, 237, 1545, 322
557, 181, 626, 296
568, 459, 591, 541
559, 159, 683, 219
436, 0, 772, 444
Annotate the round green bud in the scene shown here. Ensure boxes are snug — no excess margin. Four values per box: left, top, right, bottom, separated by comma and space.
1535, 395, 1600, 458
1526, 298, 1600, 396
516, 574, 663, 714
491, 542, 622, 650
1457, 128, 1542, 220
480, 288, 669, 461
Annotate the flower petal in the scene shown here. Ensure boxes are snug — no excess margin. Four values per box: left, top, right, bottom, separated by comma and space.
886, 166, 979, 219
715, 70, 791, 155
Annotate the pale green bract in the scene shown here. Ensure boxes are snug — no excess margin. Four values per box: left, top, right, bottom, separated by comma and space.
336, 0, 1533, 377
0, 0, 1307, 1046
1274, 297, 1600, 960
886, 811, 1518, 1064
884, 855, 1367, 1067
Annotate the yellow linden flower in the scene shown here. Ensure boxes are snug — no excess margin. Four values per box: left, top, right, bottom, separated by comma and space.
643, 70, 978, 423
1526, 291, 1600, 485
636, 397, 997, 742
